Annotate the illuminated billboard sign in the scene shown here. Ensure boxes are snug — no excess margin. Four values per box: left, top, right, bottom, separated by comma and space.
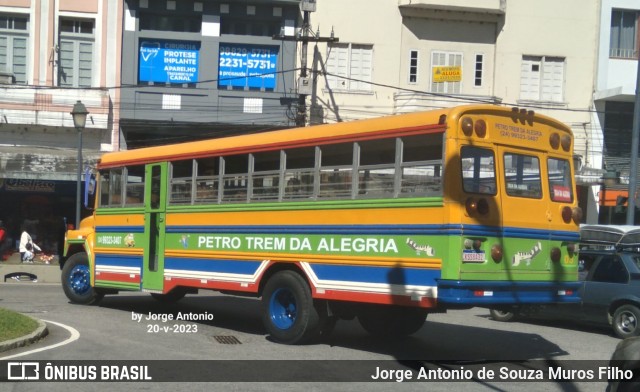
218, 44, 279, 89
139, 41, 200, 84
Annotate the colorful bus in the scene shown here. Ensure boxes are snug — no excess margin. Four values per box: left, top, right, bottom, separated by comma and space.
61, 104, 582, 344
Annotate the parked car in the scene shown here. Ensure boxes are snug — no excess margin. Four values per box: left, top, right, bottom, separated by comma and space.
489, 225, 640, 339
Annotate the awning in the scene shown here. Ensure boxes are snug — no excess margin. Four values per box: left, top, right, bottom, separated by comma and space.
0, 145, 102, 182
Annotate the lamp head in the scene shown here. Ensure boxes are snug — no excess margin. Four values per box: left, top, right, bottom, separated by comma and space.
70, 100, 89, 129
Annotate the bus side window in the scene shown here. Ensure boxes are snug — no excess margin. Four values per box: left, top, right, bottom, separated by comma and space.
222, 155, 249, 203
125, 165, 145, 206
283, 147, 315, 200
319, 143, 353, 199
108, 169, 124, 207
99, 170, 110, 207
170, 160, 194, 205
195, 157, 219, 204
358, 138, 395, 198
401, 134, 444, 196
251, 151, 280, 201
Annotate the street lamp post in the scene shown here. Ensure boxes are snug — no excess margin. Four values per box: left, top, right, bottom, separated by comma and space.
70, 100, 89, 229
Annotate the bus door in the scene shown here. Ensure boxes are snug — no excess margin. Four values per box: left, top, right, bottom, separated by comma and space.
497, 147, 550, 272
142, 163, 167, 292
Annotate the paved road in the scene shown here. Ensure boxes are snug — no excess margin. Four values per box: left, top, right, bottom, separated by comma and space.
0, 283, 623, 391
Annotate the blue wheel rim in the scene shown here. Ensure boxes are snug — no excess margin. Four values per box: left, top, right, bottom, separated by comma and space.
269, 288, 297, 330
68, 264, 91, 296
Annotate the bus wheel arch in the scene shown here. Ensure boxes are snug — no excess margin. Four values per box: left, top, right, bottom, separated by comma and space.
260, 267, 325, 345
61, 252, 104, 305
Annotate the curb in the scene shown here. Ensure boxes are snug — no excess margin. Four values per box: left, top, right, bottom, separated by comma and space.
0, 316, 49, 354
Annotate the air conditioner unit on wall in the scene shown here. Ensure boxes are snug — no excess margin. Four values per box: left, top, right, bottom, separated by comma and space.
0, 72, 15, 85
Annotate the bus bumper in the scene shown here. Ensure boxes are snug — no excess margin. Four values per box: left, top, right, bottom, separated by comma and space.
436, 280, 582, 306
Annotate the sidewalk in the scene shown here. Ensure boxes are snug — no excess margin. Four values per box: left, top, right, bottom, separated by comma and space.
0, 252, 54, 354
0, 252, 62, 284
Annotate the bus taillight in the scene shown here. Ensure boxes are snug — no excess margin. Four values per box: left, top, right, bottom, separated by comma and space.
561, 135, 571, 152
474, 119, 487, 138
562, 206, 573, 223
462, 117, 474, 136
572, 206, 583, 223
550, 133, 560, 149
562, 206, 582, 224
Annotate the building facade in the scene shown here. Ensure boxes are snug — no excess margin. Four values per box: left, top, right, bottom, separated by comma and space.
307, 0, 602, 222
0, 0, 122, 256
119, 0, 300, 148
593, 0, 640, 224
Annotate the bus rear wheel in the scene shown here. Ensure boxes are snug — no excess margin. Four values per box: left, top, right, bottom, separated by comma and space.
261, 270, 321, 345
61, 253, 104, 305
358, 305, 427, 337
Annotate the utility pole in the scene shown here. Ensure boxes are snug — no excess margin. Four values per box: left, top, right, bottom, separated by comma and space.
626, 51, 640, 225
273, 0, 338, 127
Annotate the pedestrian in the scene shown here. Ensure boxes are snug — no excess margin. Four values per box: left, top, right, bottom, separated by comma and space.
19, 225, 41, 263
0, 220, 6, 260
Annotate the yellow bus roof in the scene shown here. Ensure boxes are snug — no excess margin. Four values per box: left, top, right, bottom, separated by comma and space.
99, 104, 571, 168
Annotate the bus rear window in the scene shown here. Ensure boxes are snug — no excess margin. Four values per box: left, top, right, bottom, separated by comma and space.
548, 158, 573, 202
461, 146, 496, 195
504, 153, 542, 199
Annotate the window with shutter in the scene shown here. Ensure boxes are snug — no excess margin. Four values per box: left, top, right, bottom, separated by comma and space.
0, 14, 29, 84
326, 43, 373, 92
58, 18, 94, 88
520, 55, 565, 103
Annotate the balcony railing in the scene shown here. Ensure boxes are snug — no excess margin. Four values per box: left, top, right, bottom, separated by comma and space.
609, 48, 638, 59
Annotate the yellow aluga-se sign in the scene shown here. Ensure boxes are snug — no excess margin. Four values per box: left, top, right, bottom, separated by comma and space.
432, 66, 462, 82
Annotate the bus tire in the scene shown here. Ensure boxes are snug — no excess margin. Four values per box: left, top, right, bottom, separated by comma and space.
61, 253, 104, 305
151, 288, 187, 302
261, 270, 321, 345
613, 305, 640, 339
358, 305, 427, 337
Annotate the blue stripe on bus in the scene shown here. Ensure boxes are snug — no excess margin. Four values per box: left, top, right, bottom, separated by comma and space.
310, 264, 441, 286
94, 224, 580, 241
166, 224, 579, 241
437, 280, 582, 305
95, 254, 143, 267
164, 258, 262, 275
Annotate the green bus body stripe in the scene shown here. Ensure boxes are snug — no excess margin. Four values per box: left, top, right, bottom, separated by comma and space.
95, 281, 140, 290
95, 197, 444, 215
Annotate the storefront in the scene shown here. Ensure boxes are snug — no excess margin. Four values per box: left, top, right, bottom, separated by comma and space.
0, 146, 100, 259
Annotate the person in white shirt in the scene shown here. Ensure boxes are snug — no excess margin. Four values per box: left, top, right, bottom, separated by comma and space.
19, 227, 41, 263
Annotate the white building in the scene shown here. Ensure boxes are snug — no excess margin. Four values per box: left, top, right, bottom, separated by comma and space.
593, 0, 640, 224
308, 0, 601, 221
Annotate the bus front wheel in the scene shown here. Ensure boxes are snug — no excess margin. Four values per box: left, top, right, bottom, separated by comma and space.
61, 253, 104, 305
261, 270, 321, 345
